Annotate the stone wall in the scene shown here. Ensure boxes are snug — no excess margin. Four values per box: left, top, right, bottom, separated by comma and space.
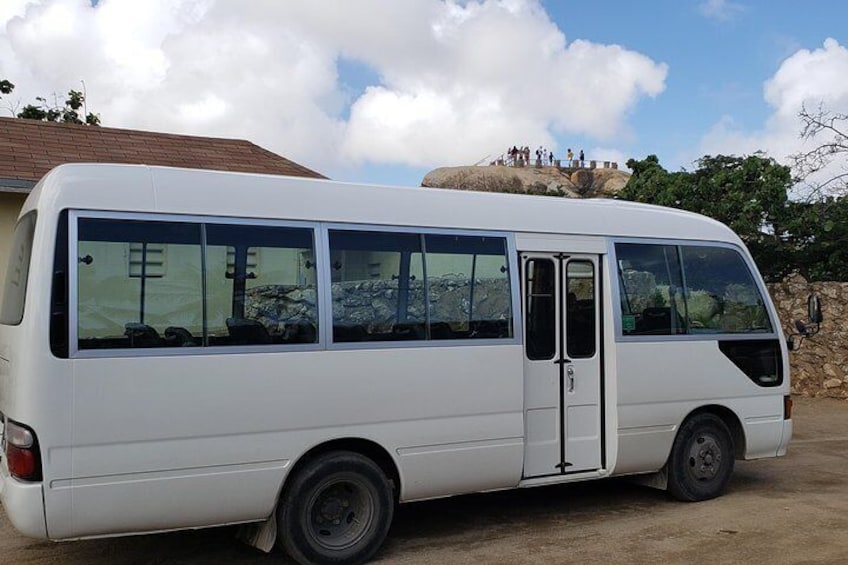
245, 277, 511, 337
767, 275, 847, 398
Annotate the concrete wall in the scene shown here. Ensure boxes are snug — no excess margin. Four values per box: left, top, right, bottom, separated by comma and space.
0, 192, 27, 290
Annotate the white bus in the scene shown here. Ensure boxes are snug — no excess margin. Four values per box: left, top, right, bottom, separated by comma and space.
1, 164, 792, 564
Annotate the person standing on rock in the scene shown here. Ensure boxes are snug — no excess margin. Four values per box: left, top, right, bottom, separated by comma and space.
567, 148, 574, 165
579, 149, 585, 167
549, 151, 555, 166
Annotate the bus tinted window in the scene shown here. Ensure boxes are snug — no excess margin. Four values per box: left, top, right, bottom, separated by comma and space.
329, 230, 426, 342
681, 246, 772, 333
617, 243, 772, 336
206, 224, 318, 345
77, 219, 203, 348
0, 212, 36, 326
329, 230, 513, 343
617, 243, 686, 336
76, 219, 317, 349
525, 258, 556, 360
424, 234, 512, 340
566, 260, 596, 358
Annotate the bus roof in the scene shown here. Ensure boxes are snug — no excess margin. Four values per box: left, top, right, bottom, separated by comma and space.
22, 163, 741, 245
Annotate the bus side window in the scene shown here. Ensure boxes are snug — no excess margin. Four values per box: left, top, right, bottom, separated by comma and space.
566, 260, 595, 358
328, 230, 513, 343
680, 246, 772, 334
329, 230, 425, 343
76, 219, 318, 350
206, 224, 318, 346
616, 243, 685, 336
616, 242, 773, 337
525, 258, 555, 360
77, 219, 203, 349
424, 234, 513, 340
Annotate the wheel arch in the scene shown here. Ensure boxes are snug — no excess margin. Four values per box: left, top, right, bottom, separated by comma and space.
280, 438, 401, 503
680, 404, 746, 460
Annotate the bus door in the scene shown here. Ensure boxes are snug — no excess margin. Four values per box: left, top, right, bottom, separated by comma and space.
521, 253, 602, 477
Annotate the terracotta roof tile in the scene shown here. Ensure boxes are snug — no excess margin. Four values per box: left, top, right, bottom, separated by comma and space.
0, 117, 326, 187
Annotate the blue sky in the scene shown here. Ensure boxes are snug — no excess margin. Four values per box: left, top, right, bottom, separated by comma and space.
2, 1, 847, 188
540, 1, 845, 171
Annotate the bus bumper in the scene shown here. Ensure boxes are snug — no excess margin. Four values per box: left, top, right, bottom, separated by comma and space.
0, 464, 48, 539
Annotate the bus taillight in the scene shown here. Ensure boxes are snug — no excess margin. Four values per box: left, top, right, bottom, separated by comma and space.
4, 419, 42, 481
784, 395, 793, 420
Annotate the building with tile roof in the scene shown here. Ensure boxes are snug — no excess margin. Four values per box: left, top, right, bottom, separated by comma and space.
0, 117, 326, 286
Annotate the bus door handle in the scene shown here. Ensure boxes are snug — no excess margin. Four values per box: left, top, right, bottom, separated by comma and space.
567, 365, 575, 392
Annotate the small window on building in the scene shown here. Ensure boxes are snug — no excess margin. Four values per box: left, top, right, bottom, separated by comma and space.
128, 242, 166, 278
226, 246, 259, 279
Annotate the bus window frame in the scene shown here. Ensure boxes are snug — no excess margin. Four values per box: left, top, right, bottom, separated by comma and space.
67, 212, 522, 359
68, 210, 326, 359
609, 237, 780, 343
321, 222, 521, 351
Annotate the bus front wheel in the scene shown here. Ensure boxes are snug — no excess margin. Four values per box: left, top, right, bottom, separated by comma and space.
278, 451, 394, 565
666, 413, 735, 502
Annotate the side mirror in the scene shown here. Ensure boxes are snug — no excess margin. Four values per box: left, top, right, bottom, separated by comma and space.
787, 335, 797, 351
808, 294, 823, 324
789, 294, 822, 351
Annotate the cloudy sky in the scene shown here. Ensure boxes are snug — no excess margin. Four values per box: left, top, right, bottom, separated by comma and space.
1, 0, 847, 187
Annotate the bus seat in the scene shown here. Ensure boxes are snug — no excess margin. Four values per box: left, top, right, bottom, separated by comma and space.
333, 324, 367, 343
282, 320, 317, 344
164, 326, 196, 347
429, 322, 454, 340
636, 307, 685, 335
226, 317, 273, 345
391, 323, 425, 340
124, 323, 163, 348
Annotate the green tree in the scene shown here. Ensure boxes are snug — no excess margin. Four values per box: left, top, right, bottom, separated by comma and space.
1, 79, 100, 125
783, 197, 848, 281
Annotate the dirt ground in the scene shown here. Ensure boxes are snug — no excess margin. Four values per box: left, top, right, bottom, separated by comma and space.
1, 396, 847, 564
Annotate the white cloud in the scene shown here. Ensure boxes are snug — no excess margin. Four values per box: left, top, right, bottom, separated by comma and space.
699, 38, 848, 194
698, 0, 745, 22
0, 0, 668, 176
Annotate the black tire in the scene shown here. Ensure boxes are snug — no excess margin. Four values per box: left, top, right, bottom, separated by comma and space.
278, 451, 394, 565
666, 413, 735, 502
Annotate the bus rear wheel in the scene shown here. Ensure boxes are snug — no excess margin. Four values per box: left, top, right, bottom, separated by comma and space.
667, 413, 735, 502
278, 451, 394, 565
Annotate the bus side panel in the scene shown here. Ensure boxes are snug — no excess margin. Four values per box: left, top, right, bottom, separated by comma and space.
51, 345, 523, 539
613, 341, 787, 476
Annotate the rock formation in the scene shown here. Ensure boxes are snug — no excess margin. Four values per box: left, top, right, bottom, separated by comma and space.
421, 164, 629, 198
